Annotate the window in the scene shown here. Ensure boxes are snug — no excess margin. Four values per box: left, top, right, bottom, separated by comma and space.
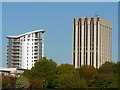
28, 34, 30, 37
35, 32, 38, 38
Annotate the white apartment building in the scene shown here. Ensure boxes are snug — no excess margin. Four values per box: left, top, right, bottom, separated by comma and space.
6, 30, 45, 69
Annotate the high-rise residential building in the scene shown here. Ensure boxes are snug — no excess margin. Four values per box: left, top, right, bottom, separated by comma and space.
6, 30, 45, 69
72, 17, 112, 68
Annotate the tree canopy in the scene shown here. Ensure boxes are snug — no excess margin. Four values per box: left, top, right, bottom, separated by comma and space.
16, 76, 30, 88
3, 58, 118, 89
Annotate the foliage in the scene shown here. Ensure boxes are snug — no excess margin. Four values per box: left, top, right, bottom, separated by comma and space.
76, 65, 98, 80
2, 76, 11, 88
89, 75, 113, 88
22, 70, 32, 79
20, 58, 119, 88
54, 64, 87, 88
98, 62, 115, 74
23, 57, 57, 88
2, 76, 17, 88
29, 77, 43, 88
16, 76, 30, 88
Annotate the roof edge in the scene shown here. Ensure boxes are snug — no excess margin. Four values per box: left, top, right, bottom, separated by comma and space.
7, 29, 45, 38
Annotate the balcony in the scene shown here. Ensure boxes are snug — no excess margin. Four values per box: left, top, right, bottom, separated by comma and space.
34, 50, 38, 53
34, 55, 38, 58
34, 48, 38, 50
12, 58, 19, 61
11, 64, 19, 67
12, 53, 19, 55
34, 60, 37, 63
34, 46, 38, 48
34, 53, 38, 56
13, 40, 20, 43
11, 61, 19, 64
13, 38, 20, 42
34, 57, 38, 59
12, 47, 20, 50
13, 44, 20, 46
34, 43, 38, 45
13, 59, 19, 61
12, 51, 19, 54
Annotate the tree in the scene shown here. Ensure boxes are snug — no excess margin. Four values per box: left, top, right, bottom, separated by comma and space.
2, 76, 11, 88
16, 76, 30, 88
29, 77, 43, 88
23, 57, 57, 88
89, 75, 112, 88
76, 65, 98, 80
54, 64, 87, 88
98, 62, 115, 74
22, 70, 32, 79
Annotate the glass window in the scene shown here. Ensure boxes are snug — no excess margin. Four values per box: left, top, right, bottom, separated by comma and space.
35, 32, 38, 38
28, 34, 30, 37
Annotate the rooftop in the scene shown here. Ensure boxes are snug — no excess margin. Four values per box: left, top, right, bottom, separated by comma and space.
7, 29, 45, 38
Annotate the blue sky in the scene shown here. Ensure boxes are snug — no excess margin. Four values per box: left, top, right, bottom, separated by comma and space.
2, 2, 118, 67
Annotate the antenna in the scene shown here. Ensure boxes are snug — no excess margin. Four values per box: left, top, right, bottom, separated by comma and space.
95, 14, 100, 17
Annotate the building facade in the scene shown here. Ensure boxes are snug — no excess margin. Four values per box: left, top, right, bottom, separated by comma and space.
6, 30, 45, 69
72, 17, 112, 68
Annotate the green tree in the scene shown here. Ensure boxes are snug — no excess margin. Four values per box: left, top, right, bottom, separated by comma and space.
76, 65, 98, 80
89, 75, 113, 88
98, 62, 115, 74
23, 57, 57, 88
29, 77, 43, 88
98, 62, 118, 88
16, 76, 30, 88
55, 64, 87, 88
2, 76, 11, 88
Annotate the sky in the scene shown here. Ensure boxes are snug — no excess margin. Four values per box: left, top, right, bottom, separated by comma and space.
2, 2, 118, 67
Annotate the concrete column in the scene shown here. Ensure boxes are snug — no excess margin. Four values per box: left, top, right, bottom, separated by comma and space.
94, 19, 97, 68
98, 20, 100, 68
100, 24, 103, 66
75, 19, 79, 68
87, 18, 90, 65
110, 28, 112, 61
72, 20, 75, 65
81, 19, 84, 65
84, 20, 86, 65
